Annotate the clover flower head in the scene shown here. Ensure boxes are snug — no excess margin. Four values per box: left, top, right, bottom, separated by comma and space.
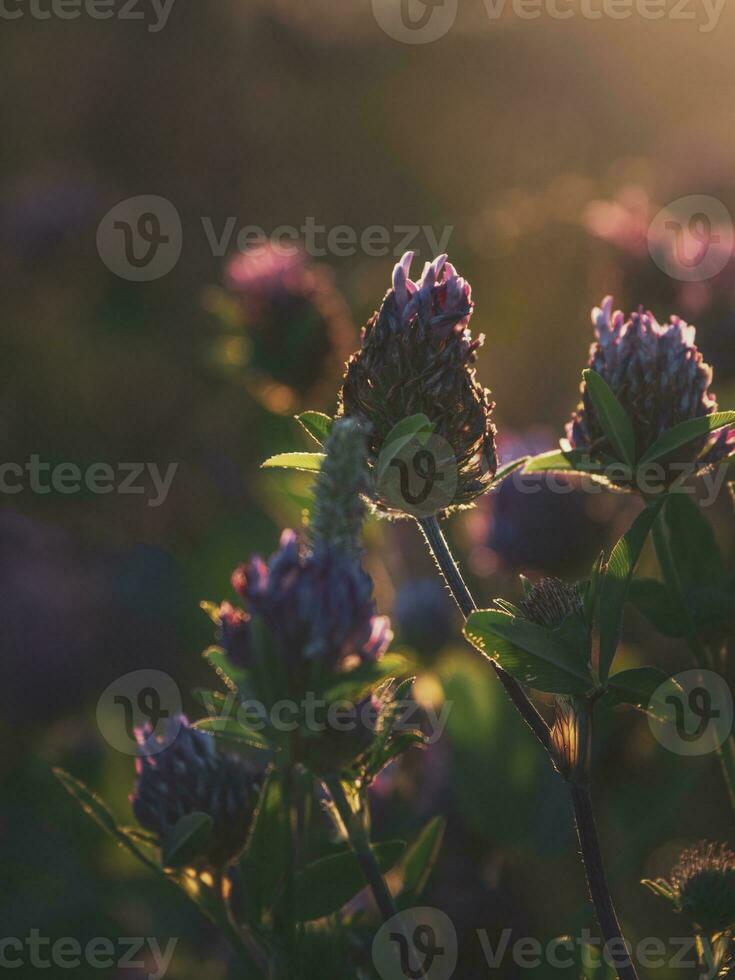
131, 715, 262, 869
568, 297, 732, 471
518, 577, 583, 629
228, 530, 391, 677
339, 251, 497, 512
653, 842, 735, 934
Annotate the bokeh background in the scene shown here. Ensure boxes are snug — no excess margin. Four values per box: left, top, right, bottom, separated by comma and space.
2, 0, 735, 975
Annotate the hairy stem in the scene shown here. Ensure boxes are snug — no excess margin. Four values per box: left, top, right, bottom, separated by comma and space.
570, 785, 639, 980
416, 514, 639, 980
417, 516, 551, 751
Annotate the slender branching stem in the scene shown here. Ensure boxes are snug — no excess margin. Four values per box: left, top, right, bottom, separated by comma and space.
570, 785, 639, 980
213, 871, 269, 979
274, 744, 298, 979
417, 516, 551, 751
416, 514, 640, 980
326, 778, 429, 980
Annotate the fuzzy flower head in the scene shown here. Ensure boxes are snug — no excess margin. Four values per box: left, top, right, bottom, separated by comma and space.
131, 716, 262, 869
217, 420, 391, 692
518, 577, 584, 629
339, 252, 497, 514
227, 529, 391, 682
568, 297, 733, 475
647, 842, 735, 935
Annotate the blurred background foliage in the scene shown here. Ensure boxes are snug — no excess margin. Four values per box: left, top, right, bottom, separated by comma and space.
2, 1, 735, 976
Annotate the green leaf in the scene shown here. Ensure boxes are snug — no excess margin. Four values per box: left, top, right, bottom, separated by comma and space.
583, 369, 637, 466
192, 716, 270, 750
489, 456, 529, 487
261, 452, 325, 473
583, 551, 606, 629
322, 653, 413, 703
203, 646, 248, 694
239, 773, 284, 920
53, 768, 162, 875
399, 817, 446, 902
162, 812, 213, 869
293, 841, 405, 922
638, 411, 735, 467
601, 667, 672, 712
598, 501, 663, 681
296, 411, 334, 447
629, 578, 687, 638
522, 449, 611, 477
375, 414, 434, 485
641, 878, 676, 903
465, 609, 593, 694
657, 492, 725, 591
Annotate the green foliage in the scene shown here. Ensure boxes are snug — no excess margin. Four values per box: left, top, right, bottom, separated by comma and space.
598, 500, 663, 681
583, 368, 637, 466
162, 812, 214, 869
296, 411, 335, 446
629, 578, 688, 638
638, 411, 735, 467
261, 452, 326, 472
290, 841, 405, 922
398, 816, 446, 905
465, 608, 593, 694
600, 667, 673, 712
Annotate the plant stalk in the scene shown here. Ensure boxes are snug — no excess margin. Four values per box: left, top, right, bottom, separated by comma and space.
570, 785, 640, 980
416, 514, 639, 980
651, 516, 735, 815
417, 516, 551, 751
326, 778, 429, 980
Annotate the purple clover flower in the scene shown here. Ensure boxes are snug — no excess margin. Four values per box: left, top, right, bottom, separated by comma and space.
131, 716, 263, 869
220, 529, 391, 679
568, 297, 734, 471
340, 252, 497, 511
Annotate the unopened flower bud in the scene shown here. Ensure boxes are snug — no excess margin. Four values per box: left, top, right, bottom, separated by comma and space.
649, 842, 735, 935
518, 577, 583, 629
339, 252, 497, 513
568, 297, 733, 478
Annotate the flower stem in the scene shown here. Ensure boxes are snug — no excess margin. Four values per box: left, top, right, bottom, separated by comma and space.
212, 871, 269, 979
274, 747, 298, 979
416, 514, 639, 980
326, 778, 429, 980
416, 516, 551, 751
651, 516, 735, 815
570, 785, 639, 980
